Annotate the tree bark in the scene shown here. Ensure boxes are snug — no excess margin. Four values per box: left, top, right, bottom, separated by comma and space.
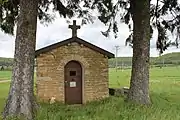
127, 0, 151, 104
3, 0, 38, 119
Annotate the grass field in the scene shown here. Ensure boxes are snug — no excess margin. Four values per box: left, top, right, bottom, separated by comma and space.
0, 67, 180, 119
0, 71, 11, 81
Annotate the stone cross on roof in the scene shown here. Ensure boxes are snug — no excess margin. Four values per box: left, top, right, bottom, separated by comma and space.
68, 20, 81, 37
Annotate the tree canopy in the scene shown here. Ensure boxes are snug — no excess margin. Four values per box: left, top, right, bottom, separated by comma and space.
1, 0, 180, 54
0, 0, 7, 4
0, 0, 95, 35
88, 0, 180, 54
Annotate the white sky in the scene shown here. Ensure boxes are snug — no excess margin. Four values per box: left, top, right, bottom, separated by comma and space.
0, 1, 180, 58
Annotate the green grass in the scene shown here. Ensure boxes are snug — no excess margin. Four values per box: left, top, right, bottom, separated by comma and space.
1, 67, 180, 120
0, 71, 11, 80
0, 82, 10, 113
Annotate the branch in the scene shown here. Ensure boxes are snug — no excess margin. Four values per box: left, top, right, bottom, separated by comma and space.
155, 0, 159, 25
151, 0, 160, 22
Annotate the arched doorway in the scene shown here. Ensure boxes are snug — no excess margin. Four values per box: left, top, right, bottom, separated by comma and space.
64, 60, 82, 104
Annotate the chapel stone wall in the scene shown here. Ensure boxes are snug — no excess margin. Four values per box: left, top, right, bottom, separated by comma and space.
36, 41, 109, 103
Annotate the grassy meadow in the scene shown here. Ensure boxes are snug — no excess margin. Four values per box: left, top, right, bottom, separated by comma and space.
0, 71, 11, 81
0, 66, 180, 119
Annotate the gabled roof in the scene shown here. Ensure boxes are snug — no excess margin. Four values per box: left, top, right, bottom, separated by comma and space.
35, 37, 115, 59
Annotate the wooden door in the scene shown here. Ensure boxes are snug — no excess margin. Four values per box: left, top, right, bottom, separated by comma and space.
64, 60, 82, 104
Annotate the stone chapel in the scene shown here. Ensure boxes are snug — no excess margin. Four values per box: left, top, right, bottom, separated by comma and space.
35, 20, 115, 104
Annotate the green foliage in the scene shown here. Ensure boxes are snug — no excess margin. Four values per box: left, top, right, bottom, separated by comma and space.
1, 67, 180, 119
1, 0, 179, 54
0, 0, 95, 35
1, 52, 180, 69
0, 0, 7, 4
108, 52, 180, 68
90, 0, 180, 54
154, 52, 180, 64
0, 57, 13, 71
108, 57, 132, 68
0, 57, 13, 65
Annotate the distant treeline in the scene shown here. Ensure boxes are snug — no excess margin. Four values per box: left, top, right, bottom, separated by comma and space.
108, 58, 180, 68
0, 57, 13, 70
1, 52, 180, 70
0, 61, 13, 66
108, 52, 180, 68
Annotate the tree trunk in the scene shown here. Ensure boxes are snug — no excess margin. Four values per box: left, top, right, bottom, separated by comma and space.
127, 0, 151, 104
3, 0, 38, 119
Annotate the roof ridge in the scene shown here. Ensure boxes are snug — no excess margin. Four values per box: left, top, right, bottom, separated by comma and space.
35, 37, 114, 59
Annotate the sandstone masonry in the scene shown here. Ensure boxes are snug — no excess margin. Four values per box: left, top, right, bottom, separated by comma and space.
35, 37, 114, 104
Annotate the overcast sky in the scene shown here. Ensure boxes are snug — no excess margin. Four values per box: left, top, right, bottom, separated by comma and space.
0, 3, 180, 58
